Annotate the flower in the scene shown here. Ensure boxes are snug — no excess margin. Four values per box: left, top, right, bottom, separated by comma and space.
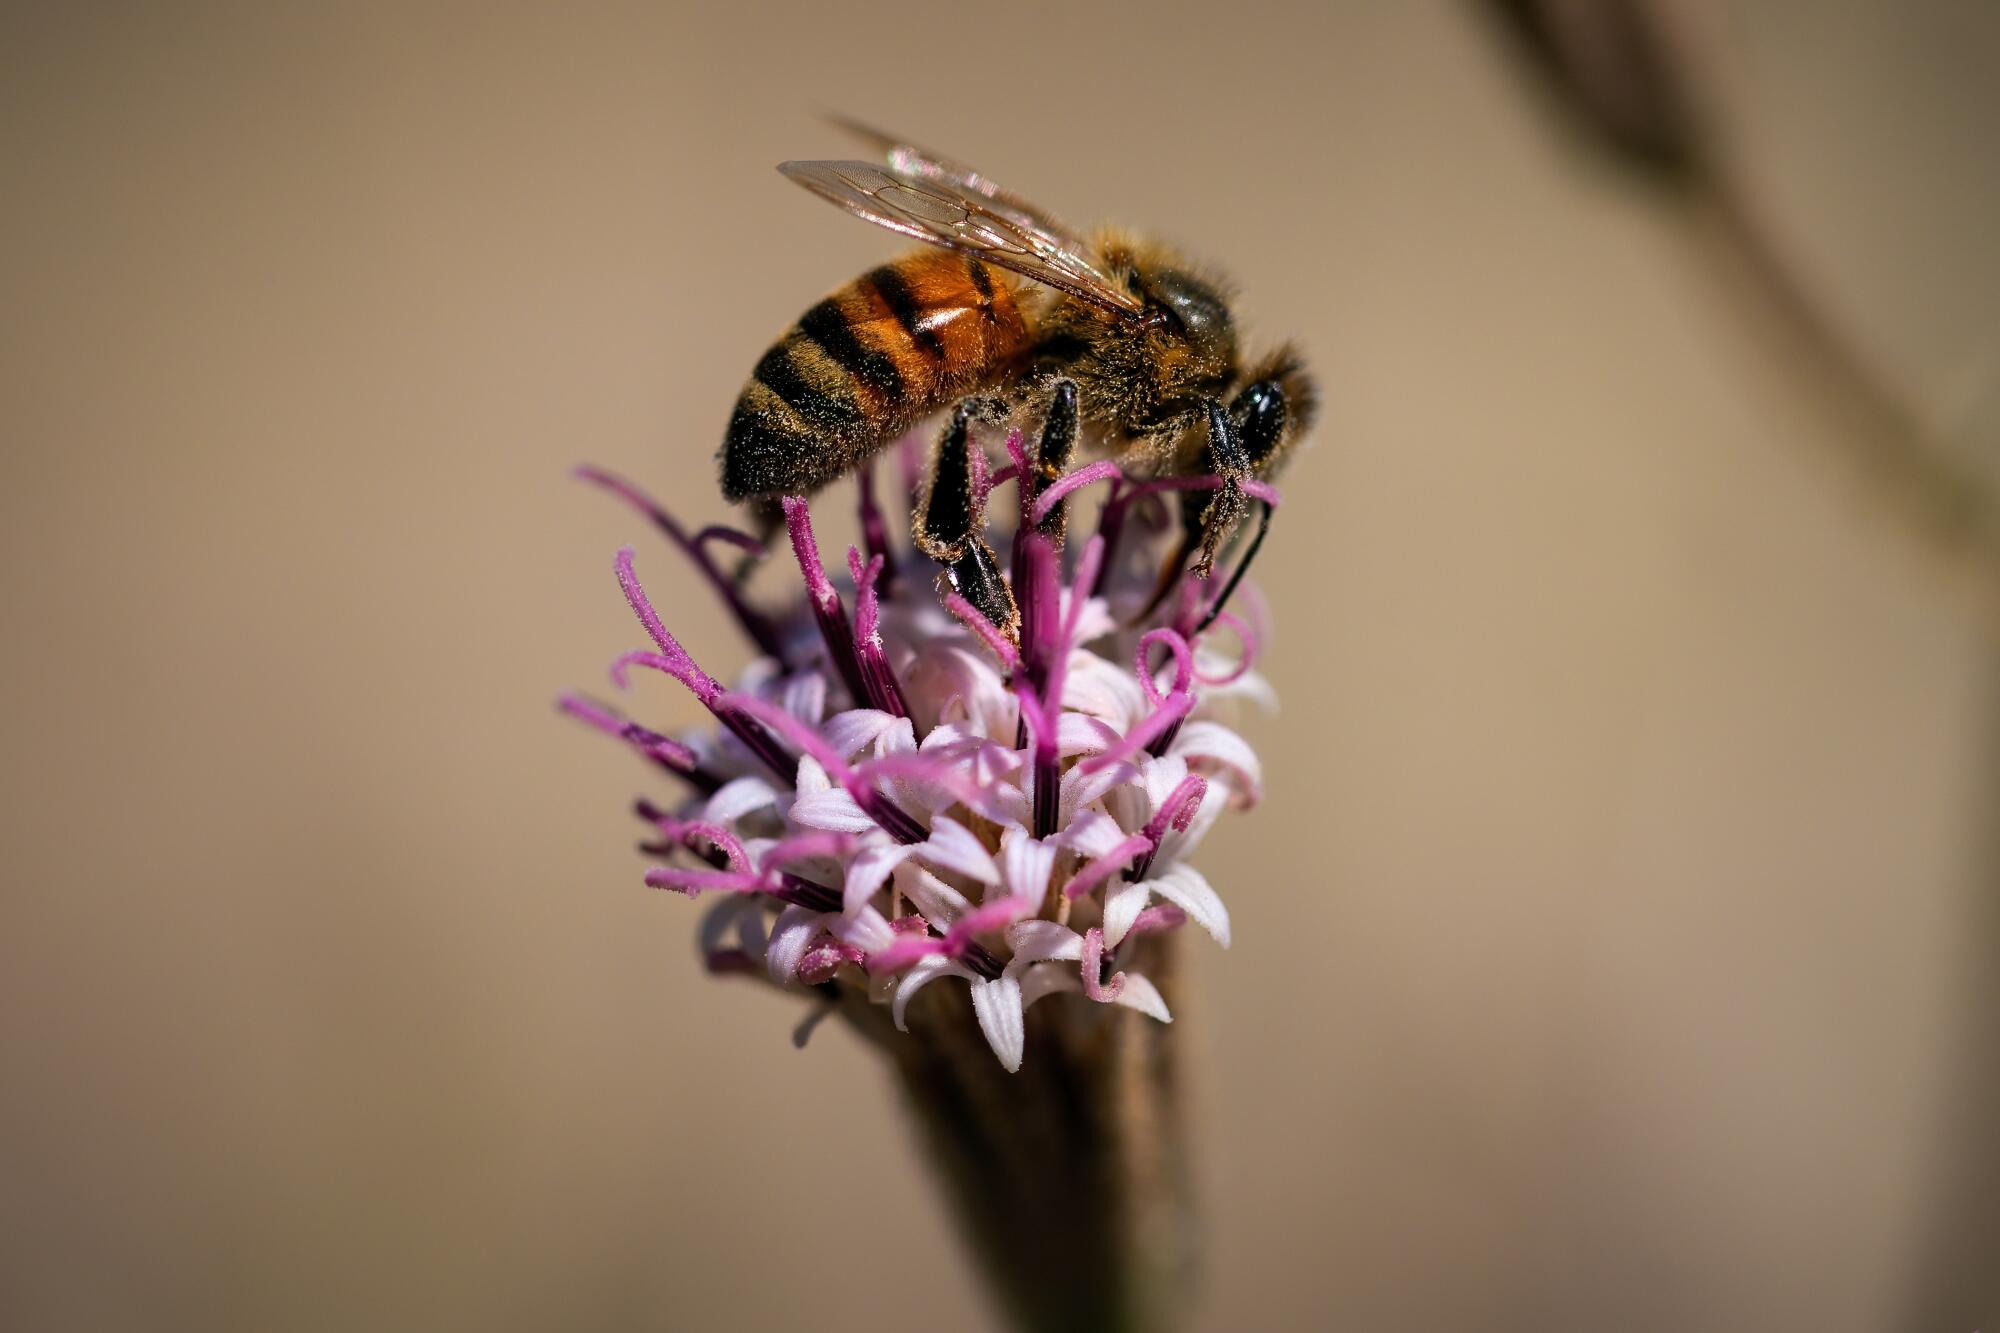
560, 429, 1279, 1071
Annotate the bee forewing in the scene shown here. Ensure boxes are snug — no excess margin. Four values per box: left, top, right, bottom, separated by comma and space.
822, 114, 1084, 238
777, 159, 1146, 319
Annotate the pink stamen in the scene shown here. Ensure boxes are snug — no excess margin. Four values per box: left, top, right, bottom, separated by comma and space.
615, 548, 795, 780
719, 691, 929, 845
783, 499, 871, 710
1125, 904, 1188, 938
1063, 833, 1152, 901
1079, 693, 1193, 775
865, 933, 946, 974
1134, 624, 1198, 758
555, 693, 701, 775
1105, 474, 1284, 506
1126, 774, 1207, 884
1012, 534, 1064, 836
691, 524, 766, 558
1003, 430, 1033, 526
846, 547, 911, 719
1242, 479, 1282, 507
1193, 609, 1259, 685
799, 938, 867, 984
1135, 628, 1195, 706
650, 816, 751, 873
896, 431, 924, 500
1153, 774, 1210, 837
644, 865, 765, 895
576, 467, 784, 660
1030, 460, 1122, 527
851, 750, 1020, 826
943, 593, 1021, 670
867, 895, 1027, 975
1081, 927, 1125, 1002
760, 831, 859, 868
855, 457, 896, 591
614, 549, 723, 707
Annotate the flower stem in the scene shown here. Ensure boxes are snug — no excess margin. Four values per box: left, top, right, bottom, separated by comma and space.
838, 937, 1197, 1333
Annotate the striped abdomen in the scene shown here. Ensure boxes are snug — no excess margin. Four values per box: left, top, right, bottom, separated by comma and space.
720, 251, 1031, 502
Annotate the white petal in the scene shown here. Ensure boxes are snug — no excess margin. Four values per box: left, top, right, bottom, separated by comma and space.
1057, 711, 1120, 758
1060, 759, 1139, 826
1111, 972, 1173, 1023
998, 827, 1055, 906
793, 754, 832, 795
970, 975, 1026, 1072
892, 954, 975, 1030
917, 816, 1001, 886
843, 842, 916, 916
827, 904, 895, 954
905, 645, 1013, 738
1103, 779, 1149, 833
1148, 863, 1231, 947
787, 786, 878, 834
1140, 753, 1190, 810
734, 658, 782, 696
1061, 650, 1147, 726
703, 775, 781, 826
1201, 665, 1279, 713
871, 715, 918, 756
878, 717, 958, 815
1051, 809, 1129, 858
1004, 919, 1082, 971
1171, 720, 1263, 799
895, 862, 972, 928
1017, 962, 1081, 1011
1101, 878, 1150, 949
780, 671, 826, 725
765, 905, 825, 985
973, 782, 1032, 831
822, 709, 901, 758
918, 720, 981, 751
1063, 591, 1116, 643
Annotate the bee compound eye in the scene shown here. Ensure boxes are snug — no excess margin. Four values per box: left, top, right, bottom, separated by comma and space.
1230, 380, 1288, 462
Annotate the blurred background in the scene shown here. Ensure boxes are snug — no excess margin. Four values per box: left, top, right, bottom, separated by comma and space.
3, 1, 1996, 1329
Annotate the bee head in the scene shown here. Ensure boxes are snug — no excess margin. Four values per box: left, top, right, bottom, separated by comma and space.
1131, 265, 1238, 386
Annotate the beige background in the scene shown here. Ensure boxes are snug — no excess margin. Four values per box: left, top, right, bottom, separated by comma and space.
4, 2, 1996, 1330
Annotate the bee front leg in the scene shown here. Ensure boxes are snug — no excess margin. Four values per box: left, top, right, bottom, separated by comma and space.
1181, 372, 1297, 625
913, 402, 1020, 642
1187, 401, 1251, 578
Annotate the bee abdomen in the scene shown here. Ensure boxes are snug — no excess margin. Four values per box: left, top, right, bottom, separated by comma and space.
720, 252, 1029, 502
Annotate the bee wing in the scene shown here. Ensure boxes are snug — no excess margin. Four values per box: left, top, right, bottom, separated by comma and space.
823, 114, 1081, 238
777, 158, 1146, 319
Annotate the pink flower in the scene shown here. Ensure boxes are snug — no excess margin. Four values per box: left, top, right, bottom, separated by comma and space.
561, 433, 1278, 1071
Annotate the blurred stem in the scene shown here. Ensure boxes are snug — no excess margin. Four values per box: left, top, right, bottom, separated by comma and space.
837, 936, 1196, 1333
1475, 0, 2000, 578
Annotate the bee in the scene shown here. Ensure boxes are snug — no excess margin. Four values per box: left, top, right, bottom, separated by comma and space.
719, 122, 1316, 638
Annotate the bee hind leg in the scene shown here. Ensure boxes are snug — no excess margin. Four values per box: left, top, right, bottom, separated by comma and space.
913, 401, 1019, 642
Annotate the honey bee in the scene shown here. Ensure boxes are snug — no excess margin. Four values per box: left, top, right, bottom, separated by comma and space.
719, 123, 1316, 637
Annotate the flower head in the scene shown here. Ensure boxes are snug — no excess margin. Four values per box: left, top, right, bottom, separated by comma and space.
562, 433, 1279, 1071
